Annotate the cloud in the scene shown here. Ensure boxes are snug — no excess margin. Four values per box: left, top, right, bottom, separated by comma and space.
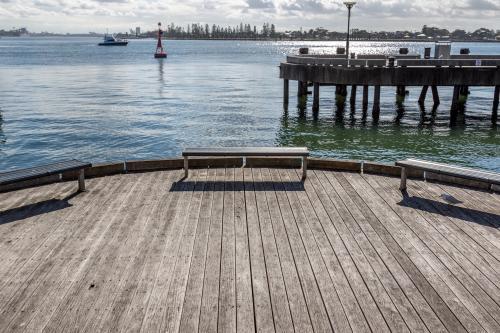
0, 0, 498, 33
246, 0, 274, 9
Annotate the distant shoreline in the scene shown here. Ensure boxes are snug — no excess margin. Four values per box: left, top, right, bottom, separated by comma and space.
1, 35, 499, 43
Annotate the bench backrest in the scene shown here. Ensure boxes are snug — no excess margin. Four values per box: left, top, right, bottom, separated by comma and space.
183, 147, 309, 157
0, 160, 92, 186
396, 159, 500, 185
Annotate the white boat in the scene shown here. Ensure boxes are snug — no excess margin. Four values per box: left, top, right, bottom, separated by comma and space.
98, 34, 128, 46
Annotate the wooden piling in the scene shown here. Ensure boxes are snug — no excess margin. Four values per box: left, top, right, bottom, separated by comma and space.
283, 79, 289, 106
396, 85, 406, 102
350, 85, 357, 106
431, 85, 440, 105
362, 85, 369, 110
418, 86, 429, 104
373, 85, 381, 116
493, 86, 499, 124
297, 81, 308, 97
313, 82, 320, 112
451, 86, 460, 115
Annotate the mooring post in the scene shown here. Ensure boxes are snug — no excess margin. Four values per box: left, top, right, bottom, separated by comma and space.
373, 85, 381, 116
350, 85, 357, 106
283, 79, 289, 107
431, 85, 440, 105
313, 82, 320, 112
419, 86, 429, 104
362, 85, 369, 110
493, 85, 499, 124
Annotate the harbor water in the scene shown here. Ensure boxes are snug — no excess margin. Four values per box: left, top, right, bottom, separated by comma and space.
0, 38, 498, 171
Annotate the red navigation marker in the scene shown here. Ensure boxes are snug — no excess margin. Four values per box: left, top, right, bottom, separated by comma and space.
154, 22, 167, 59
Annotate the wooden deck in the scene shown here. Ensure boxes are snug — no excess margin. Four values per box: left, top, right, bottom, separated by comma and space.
1, 168, 500, 332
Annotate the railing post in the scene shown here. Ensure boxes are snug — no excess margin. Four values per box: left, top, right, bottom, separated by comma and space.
400, 167, 407, 191
302, 157, 308, 180
78, 169, 86, 192
184, 156, 189, 178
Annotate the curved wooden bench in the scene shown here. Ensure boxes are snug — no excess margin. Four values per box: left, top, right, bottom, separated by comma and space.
396, 159, 500, 191
182, 147, 309, 180
0, 159, 92, 192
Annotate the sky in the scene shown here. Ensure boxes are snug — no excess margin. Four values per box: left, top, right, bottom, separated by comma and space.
0, 0, 499, 34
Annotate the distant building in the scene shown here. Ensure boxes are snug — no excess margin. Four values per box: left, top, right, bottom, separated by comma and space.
136, 27, 140, 37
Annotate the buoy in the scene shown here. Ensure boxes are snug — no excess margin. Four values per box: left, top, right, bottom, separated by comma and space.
154, 22, 167, 59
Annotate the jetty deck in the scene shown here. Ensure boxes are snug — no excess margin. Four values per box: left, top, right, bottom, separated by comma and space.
1, 167, 500, 332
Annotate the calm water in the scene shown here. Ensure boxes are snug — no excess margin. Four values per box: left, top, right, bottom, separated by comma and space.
0, 38, 499, 171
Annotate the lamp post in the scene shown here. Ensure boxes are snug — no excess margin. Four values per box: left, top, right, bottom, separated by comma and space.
343, 1, 356, 66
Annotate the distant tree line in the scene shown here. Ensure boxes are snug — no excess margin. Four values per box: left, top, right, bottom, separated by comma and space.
138, 22, 277, 39
280, 25, 499, 41
2, 24, 499, 41
0, 27, 28, 37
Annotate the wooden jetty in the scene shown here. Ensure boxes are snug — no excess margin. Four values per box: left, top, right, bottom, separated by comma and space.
280, 49, 500, 123
1, 158, 500, 332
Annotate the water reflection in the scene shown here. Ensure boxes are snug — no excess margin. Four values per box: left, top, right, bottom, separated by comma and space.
158, 59, 165, 98
0, 109, 5, 145
276, 102, 499, 170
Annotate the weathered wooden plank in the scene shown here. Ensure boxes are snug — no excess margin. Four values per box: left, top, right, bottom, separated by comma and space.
261, 168, 314, 333
0, 181, 90, 283
309, 170, 430, 333
427, 182, 500, 237
233, 167, 255, 333
318, 170, 446, 333
392, 177, 500, 291
198, 168, 225, 333
410, 179, 500, 265
137, 170, 198, 332
391, 177, 500, 282
330, 172, 467, 332
269, 168, 334, 333
116, 170, 190, 333
341, 172, 484, 333
2, 167, 500, 332
285, 169, 393, 333
252, 168, 294, 333
368, 174, 500, 330
90, 171, 179, 333
41, 173, 153, 332
218, 167, 237, 333
0, 175, 126, 318
81, 172, 174, 333
0, 176, 125, 331
243, 168, 275, 332
178, 168, 216, 332
161, 169, 209, 333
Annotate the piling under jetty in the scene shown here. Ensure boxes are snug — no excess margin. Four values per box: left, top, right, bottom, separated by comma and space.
280, 52, 500, 123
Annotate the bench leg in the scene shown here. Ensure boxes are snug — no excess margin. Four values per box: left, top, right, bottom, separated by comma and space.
302, 157, 308, 180
184, 156, 189, 178
78, 169, 86, 192
400, 167, 407, 191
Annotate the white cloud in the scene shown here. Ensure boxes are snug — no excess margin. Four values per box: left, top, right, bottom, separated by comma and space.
0, 0, 498, 33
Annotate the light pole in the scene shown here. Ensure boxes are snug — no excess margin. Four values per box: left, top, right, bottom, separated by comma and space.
343, 1, 356, 66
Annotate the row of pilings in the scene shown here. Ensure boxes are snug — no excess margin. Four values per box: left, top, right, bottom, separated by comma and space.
284, 79, 499, 124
